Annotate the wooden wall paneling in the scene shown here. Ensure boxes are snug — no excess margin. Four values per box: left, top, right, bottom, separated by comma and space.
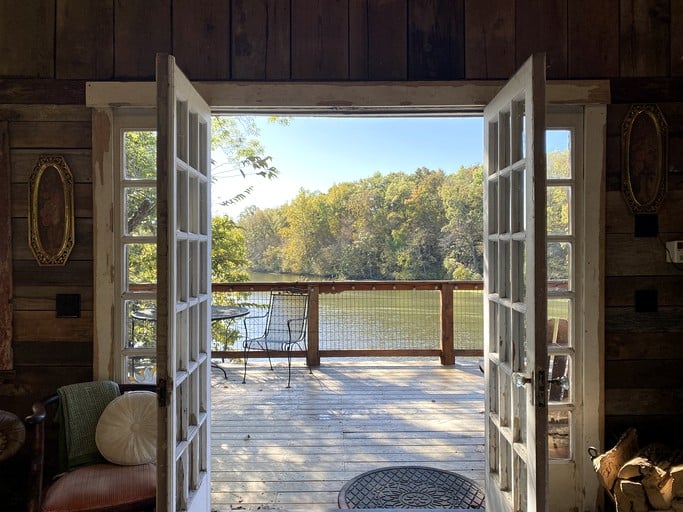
13, 311, 93, 342
13, 341, 92, 367
3, 367, 93, 415
115, 0, 171, 79
605, 388, 683, 416
0, 105, 91, 124
605, 275, 683, 307
11, 150, 92, 183
671, 1, 683, 76
605, 235, 683, 275
13, 260, 93, 287
611, 78, 683, 103
8, 122, 91, 149
606, 332, 683, 359
0, 121, 12, 372
0, 80, 85, 105
12, 219, 93, 261
292, 0, 349, 79
13, 285, 93, 312
173, 0, 231, 80
408, 0, 464, 80
56, 0, 114, 79
568, 0, 619, 78
349, 0, 369, 79
515, 0, 567, 79
619, 0, 670, 77
367, 0, 407, 80
464, 0, 515, 79
606, 190, 683, 234
0, 0, 55, 78
606, 360, 683, 388
231, 0, 291, 80
606, 306, 683, 332
605, 415, 683, 446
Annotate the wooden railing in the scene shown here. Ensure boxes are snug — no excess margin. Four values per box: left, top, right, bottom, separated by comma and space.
211, 280, 484, 366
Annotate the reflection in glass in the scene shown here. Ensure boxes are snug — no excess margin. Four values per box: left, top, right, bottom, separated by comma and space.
125, 187, 157, 236
547, 242, 571, 282
549, 410, 571, 458
126, 355, 157, 384
126, 299, 157, 348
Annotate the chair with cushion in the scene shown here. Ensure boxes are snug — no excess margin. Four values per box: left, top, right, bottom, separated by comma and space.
242, 288, 311, 387
25, 381, 157, 512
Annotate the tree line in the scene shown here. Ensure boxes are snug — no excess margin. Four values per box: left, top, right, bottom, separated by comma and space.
234, 165, 484, 280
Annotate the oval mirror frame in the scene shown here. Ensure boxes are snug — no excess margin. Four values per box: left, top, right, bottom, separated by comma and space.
621, 104, 668, 213
28, 155, 75, 266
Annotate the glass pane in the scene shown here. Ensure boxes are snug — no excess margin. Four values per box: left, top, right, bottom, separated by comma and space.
514, 453, 527, 511
547, 301, 571, 345
514, 384, 526, 444
499, 307, 511, 364
488, 419, 499, 473
488, 121, 499, 175
500, 371, 510, 428
547, 241, 571, 283
512, 310, 526, 372
489, 361, 499, 414
125, 243, 157, 285
499, 111, 511, 169
488, 180, 498, 234
123, 131, 157, 179
547, 185, 571, 235
125, 186, 157, 236
126, 299, 157, 348
549, 410, 571, 458
511, 100, 525, 162
125, 355, 157, 383
511, 169, 525, 233
548, 354, 571, 403
499, 175, 510, 234
547, 130, 571, 179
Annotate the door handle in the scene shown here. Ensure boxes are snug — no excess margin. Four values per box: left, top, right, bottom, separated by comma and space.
549, 374, 570, 392
512, 372, 532, 388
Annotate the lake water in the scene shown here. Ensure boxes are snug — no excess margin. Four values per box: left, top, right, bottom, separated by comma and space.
231, 272, 484, 351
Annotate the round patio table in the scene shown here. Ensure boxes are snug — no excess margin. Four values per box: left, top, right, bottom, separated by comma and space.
338, 466, 485, 509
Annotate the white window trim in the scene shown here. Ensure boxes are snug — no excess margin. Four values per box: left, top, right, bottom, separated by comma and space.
88, 81, 606, 510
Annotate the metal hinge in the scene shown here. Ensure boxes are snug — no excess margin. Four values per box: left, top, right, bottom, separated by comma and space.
156, 378, 167, 407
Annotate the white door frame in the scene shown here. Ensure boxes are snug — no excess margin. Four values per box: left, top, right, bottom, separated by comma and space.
87, 79, 606, 511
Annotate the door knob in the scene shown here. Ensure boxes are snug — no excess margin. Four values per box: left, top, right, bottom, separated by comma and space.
549, 374, 569, 391
512, 373, 532, 388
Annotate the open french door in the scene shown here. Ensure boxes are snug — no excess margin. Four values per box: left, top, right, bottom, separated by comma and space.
483, 54, 548, 511
156, 54, 212, 512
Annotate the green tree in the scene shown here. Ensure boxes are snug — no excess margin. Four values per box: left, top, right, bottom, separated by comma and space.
440, 165, 484, 279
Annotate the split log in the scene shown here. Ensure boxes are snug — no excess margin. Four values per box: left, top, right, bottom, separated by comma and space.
614, 479, 648, 512
672, 465, 683, 498
593, 427, 639, 493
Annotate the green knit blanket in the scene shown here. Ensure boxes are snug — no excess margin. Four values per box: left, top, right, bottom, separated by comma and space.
57, 380, 120, 471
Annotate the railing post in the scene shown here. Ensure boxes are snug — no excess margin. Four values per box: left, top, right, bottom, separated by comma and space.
440, 283, 455, 365
307, 285, 320, 367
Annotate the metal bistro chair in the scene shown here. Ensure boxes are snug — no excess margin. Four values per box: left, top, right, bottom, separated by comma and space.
242, 289, 311, 387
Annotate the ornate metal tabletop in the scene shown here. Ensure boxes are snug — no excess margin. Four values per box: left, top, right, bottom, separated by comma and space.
338, 466, 485, 509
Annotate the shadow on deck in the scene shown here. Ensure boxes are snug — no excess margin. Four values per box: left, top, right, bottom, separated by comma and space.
210, 357, 485, 511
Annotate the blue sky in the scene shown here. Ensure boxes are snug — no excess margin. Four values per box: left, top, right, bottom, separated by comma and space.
212, 116, 484, 217
212, 116, 569, 217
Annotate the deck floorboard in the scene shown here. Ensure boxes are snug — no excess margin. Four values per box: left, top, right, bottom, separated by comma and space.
210, 357, 485, 511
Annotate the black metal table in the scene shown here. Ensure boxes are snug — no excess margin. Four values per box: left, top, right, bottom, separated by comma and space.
338, 466, 485, 509
131, 305, 249, 378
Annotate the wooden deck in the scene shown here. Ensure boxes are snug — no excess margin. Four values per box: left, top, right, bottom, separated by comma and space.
210, 357, 485, 511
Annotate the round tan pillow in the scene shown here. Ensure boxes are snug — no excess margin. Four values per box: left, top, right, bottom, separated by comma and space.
95, 391, 157, 465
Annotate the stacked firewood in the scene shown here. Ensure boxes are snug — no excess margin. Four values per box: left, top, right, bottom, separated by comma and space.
591, 428, 683, 511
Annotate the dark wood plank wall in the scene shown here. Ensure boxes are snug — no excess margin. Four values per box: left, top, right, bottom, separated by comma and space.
0, 0, 682, 449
